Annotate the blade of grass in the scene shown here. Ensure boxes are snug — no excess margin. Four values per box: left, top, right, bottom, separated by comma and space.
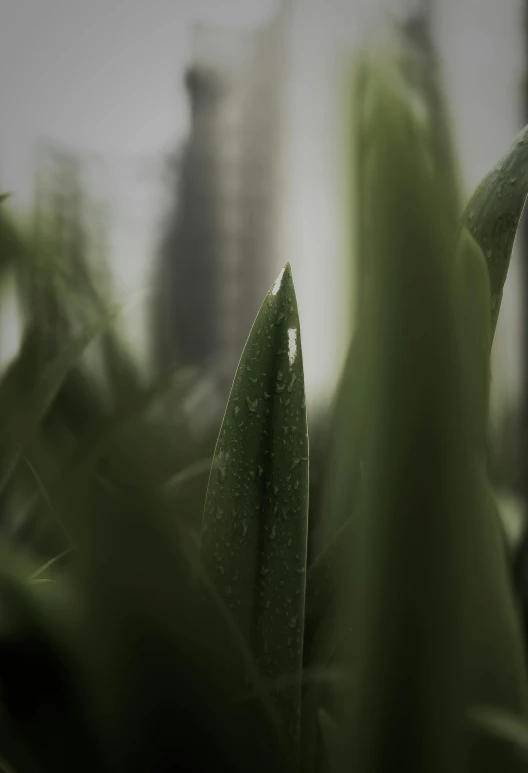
343, 53, 528, 773
460, 122, 528, 341
0, 306, 122, 497
50, 440, 291, 772
200, 261, 309, 760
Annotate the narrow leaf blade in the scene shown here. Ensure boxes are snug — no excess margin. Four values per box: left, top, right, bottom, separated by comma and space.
200, 262, 309, 757
461, 124, 528, 339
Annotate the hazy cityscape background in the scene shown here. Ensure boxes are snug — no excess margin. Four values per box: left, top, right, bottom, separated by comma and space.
0, 0, 525, 428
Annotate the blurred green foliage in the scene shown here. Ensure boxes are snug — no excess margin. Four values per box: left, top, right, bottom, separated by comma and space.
0, 25, 528, 773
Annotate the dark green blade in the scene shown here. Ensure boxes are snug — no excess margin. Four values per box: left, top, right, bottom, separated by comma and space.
318, 708, 345, 773
314, 338, 364, 552
341, 56, 528, 773
460, 122, 528, 340
0, 558, 108, 773
201, 262, 309, 759
0, 307, 122, 498
301, 510, 358, 773
39, 429, 291, 772
316, 16, 463, 555
398, 9, 463, 225
467, 707, 528, 772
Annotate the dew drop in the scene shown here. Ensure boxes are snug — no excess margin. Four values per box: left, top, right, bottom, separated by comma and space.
272, 267, 285, 295
246, 396, 258, 413
287, 328, 297, 365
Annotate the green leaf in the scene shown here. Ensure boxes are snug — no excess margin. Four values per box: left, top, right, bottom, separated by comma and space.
452, 227, 492, 448
11, 361, 212, 566
321, 20, 461, 555
301, 511, 358, 773
200, 261, 309, 759
460, 122, 528, 340
315, 337, 364, 552
318, 708, 345, 773
343, 54, 528, 773
467, 706, 528, 772
0, 308, 120, 497
99, 328, 143, 407
53, 439, 290, 772
398, 11, 463, 224
0, 564, 107, 773
0, 201, 25, 276
304, 510, 357, 670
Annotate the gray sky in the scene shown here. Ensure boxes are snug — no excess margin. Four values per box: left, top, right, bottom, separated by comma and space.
0, 0, 525, 413
0, 0, 355, 404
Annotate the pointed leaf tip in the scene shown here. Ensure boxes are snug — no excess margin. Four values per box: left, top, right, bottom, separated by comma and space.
201, 259, 308, 760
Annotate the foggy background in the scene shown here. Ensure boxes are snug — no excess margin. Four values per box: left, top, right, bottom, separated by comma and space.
0, 0, 524, 424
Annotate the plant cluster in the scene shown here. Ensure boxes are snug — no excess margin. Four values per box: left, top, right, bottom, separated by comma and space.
0, 38, 527, 773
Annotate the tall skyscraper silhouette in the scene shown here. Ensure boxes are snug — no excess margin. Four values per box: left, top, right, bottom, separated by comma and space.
153, 3, 292, 402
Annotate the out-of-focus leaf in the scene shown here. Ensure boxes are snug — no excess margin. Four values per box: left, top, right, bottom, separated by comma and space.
0, 563, 107, 773
301, 510, 358, 773
304, 508, 359, 673
315, 338, 364, 552
318, 707, 345, 773
10, 361, 212, 566
163, 457, 213, 496
320, 18, 461, 555
343, 54, 528, 773
398, 9, 463, 224
0, 202, 26, 277
452, 227, 492, 448
467, 706, 528, 772
0, 310, 119, 497
200, 262, 309, 760
460, 123, 528, 340
99, 329, 143, 407
50, 436, 290, 773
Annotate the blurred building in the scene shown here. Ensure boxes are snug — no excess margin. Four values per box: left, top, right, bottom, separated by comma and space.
153, 2, 292, 400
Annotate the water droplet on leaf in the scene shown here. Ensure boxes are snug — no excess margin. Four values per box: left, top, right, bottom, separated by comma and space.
246, 396, 258, 413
